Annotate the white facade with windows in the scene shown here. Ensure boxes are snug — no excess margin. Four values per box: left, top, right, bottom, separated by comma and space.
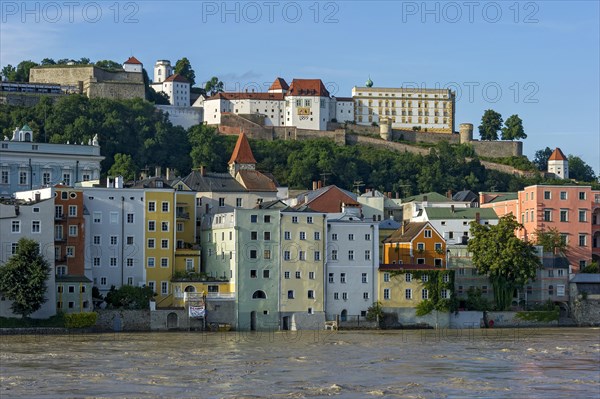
0, 126, 103, 198
325, 213, 379, 320
82, 187, 146, 296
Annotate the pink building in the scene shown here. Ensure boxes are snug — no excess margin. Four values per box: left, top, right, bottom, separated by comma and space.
481, 185, 600, 272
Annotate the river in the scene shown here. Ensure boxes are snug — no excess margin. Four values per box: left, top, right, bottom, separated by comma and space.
1, 328, 599, 398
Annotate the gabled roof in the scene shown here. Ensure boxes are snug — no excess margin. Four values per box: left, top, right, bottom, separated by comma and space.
257, 199, 289, 210
268, 77, 289, 91
236, 170, 277, 192
206, 92, 285, 101
287, 79, 330, 97
423, 207, 498, 220
183, 170, 247, 192
383, 221, 431, 243
379, 219, 401, 230
21, 124, 32, 131
129, 177, 172, 189
124, 56, 142, 65
403, 192, 452, 203
452, 190, 478, 203
571, 274, 600, 284
295, 185, 359, 213
482, 192, 519, 203
549, 147, 567, 161
228, 133, 257, 165
164, 73, 190, 84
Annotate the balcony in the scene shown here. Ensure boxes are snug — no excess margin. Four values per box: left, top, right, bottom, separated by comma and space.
54, 236, 65, 242
206, 292, 235, 300
54, 214, 65, 221
176, 211, 190, 220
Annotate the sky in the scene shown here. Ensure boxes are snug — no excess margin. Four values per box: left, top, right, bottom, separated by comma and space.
1, 1, 599, 174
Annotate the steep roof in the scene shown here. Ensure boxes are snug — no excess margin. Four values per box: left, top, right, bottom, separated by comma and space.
268, 77, 289, 91
383, 221, 430, 243
164, 73, 190, 84
183, 170, 246, 192
228, 133, 257, 165
129, 177, 172, 189
549, 147, 567, 161
481, 192, 518, 203
287, 79, 330, 97
206, 92, 285, 101
423, 207, 498, 220
452, 190, 478, 203
294, 185, 359, 213
403, 192, 452, 203
124, 56, 142, 65
236, 170, 277, 192
379, 219, 401, 230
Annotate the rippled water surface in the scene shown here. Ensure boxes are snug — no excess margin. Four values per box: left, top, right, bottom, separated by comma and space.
1, 328, 599, 398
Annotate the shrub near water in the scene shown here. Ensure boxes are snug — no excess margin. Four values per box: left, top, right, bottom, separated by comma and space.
64, 312, 98, 329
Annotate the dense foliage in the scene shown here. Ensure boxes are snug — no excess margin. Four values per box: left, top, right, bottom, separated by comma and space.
64, 312, 98, 328
104, 285, 156, 309
0, 238, 51, 318
468, 215, 542, 310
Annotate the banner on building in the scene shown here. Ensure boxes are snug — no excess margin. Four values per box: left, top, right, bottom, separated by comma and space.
189, 305, 205, 318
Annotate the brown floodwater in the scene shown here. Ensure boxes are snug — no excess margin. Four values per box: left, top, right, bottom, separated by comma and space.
1, 327, 599, 398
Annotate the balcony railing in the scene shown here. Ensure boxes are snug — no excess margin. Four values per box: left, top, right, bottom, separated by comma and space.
176, 212, 190, 220
206, 292, 235, 300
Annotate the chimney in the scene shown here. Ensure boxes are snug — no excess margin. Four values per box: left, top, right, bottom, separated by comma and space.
317, 180, 322, 189
451, 205, 455, 213
200, 166, 206, 177
34, 192, 41, 202
371, 190, 375, 197
447, 189, 453, 199
155, 166, 162, 178
475, 212, 480, 223
312, 181, 318, 191
115, 176, 123, 189
166, 167, 171, 181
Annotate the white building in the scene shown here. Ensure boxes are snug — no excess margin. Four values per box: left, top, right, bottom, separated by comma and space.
82, 181, 147, 296
352, 82, 455, 133
547, 147, 569, 179
153, 60, 173, 84
0, 193, 56, 318
325, 212, 379, 321
332, 97, 355, 123
123, 56, 143, 73
0, 125, 103, 198
150, 59, 191, 107
358, 189, 403, 222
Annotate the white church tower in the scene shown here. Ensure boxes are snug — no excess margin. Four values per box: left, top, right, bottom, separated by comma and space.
548, 147, 569, 179
153, 60, 173, 83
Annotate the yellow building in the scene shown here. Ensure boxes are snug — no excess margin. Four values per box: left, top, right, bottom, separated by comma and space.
378, 264, 452, 308
382, 222, 446, 267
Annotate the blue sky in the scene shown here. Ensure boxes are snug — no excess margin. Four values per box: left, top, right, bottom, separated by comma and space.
1, 1, 598, 173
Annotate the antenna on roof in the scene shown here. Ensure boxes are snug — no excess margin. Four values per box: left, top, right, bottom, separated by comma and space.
353, 180, 364, 194
320, 172, 331, 187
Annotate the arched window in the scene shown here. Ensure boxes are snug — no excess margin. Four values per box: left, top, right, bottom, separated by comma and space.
252, 290, 266, 299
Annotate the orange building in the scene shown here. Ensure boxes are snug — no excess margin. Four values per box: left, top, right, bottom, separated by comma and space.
54, 185, 86, 277
382, 221, 446, 267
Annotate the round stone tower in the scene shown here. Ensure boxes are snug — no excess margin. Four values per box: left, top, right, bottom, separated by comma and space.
380, 117, 392, 141
459, 123, 473, 144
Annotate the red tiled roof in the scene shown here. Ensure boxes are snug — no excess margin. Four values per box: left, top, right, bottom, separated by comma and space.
164, 74, 190, 84
549, 147, 567, 161
206, 92, 285, 101
287, 79, 330, 97
124, 56, 142, 65
382, 222, 431, 243
268, 77, 289, 91
296, 186, 359, 213
228, 133, 257, 165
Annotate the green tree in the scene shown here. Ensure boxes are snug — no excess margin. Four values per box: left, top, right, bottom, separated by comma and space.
0, 238, 51, 318
468, 215, 542, 310
108, 153, 137, 181
188, 124, 227, 171
205, 76, 224, 96
567, 155, 597, 182
533, 147, 553, 171
40, 58, 56, 66
478, 109, 503, 141
365, 301, 384, 323
501, 114, 526, 140
534, 227, 567, 255
1, 64, 17, 80
104, 285, 155, 309
174, 57, 196, 86
94, 60, 122, 70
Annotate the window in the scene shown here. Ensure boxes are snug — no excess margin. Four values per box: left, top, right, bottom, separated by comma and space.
69, 225, 78, 237
331, 233, 338, 241
334, 292, 339, 300
264, 215, 271, 223
579, 192, 586, 200
92, 211, 101, 224
306, 216, 313, 224
424, 229, 432, 238
93, 257, 100, 267
284, 251, 291, 261
579, 234, 586, 247
405, 273, 412, 282
110, 236, 118, 246
434, 258, 442, 267
161, 202, 169, 212
109, 257, 117, 267
11, 221, 20, 233
249, 250, 257, 259
236, 198, 242, 207
579, 260, 587, 269
263, 249, 271, 260
250, 231, 258, 240
314, 231, 321, 240
405, 289, 412, 299
148, 202, 156, 212
295, 271, 301, 279
417, 243, 425, 251
544, 191, 551, 200
100, 277, 107, 286
342, 292, 348, 300
126, 236, 134, 245
331, 250, 338, 261
328, 273, 334, 283
422, 289, 428, 299
1, 169, 9, 184
383, 288, 390, 300
544, 209, 552, 222
548, 269, 554, 277
548, 285, 554, 296
292, 216, 298, 223
441, 289, 449, 299
560, 191, 567, 200
161, 282, 169, 295
19, 171, 27, 185
364, 250, 371, 261
348, 250, 355, 261
127, 213, 134, 223
284, 271, 290, 279
365, 233, 371, 241
147, 281, 155, 292
68, 205, 77, 217
31, 220, 40, 233
383, 273, 390, 282
148, 221, 156, 231
362, 273, 368, 283
421, 275, 429, 283
557, 284, 565, 296
147, 239, 155, 249
560, 234, 568, 245
308, 290, 315, 299
250, 269, 257, 278
340, 273, 346, 283
579, 210, 587, 222
560, 210, 568, 222
309, 271, 315, 280
109, 212, 118, 224
557, 269, 565, 277
284, 231, 291, 240
263, 231, 271, 240
287, 290, 295, 299
161, 221, 169, 232
299, 232, 306, 240
348, 234, 354, 241
250, 215, 258, 223
161, 239, 169, 249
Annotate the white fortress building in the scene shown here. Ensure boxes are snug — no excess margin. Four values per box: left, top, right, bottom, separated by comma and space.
352, 79, 455, 133
203, 77, 354, 131
151, 60, 191, 107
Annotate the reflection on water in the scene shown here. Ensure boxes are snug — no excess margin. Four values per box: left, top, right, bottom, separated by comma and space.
1, 328, 599, 398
